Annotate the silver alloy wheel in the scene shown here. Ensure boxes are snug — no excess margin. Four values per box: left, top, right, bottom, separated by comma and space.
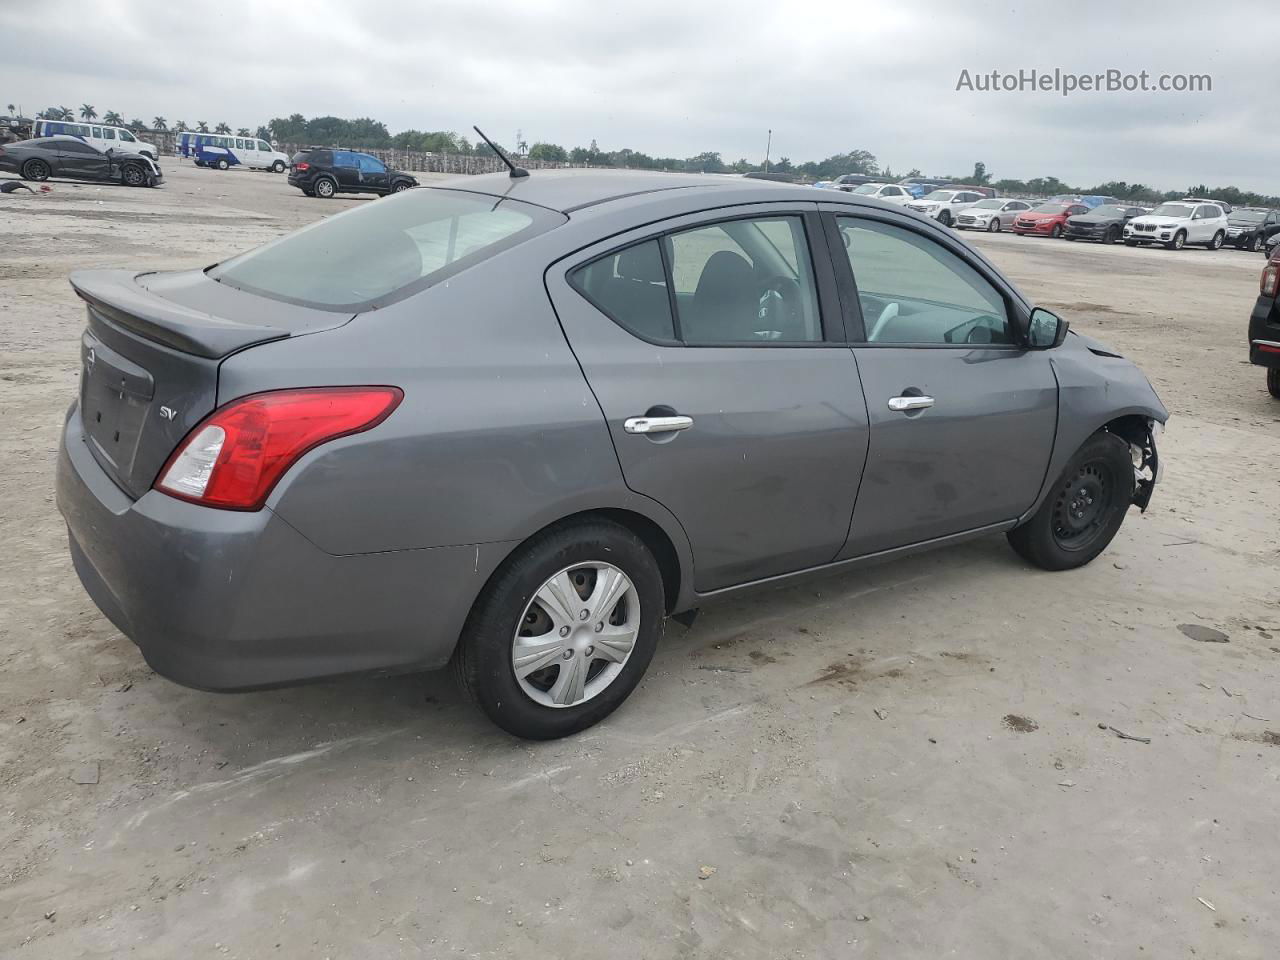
512, 562, 640, 708
315, 178, 335, 198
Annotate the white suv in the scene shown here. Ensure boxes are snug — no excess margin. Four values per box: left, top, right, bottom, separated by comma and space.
905, 189, 986, 227
847, 182, 915, 206
1123, 200, 1229, 250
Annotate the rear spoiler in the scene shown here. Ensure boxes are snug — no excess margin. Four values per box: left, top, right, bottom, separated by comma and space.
69, 269, 289, 359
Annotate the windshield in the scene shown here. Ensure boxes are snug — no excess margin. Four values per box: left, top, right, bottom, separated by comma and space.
923, 190, 954, 201
1151, 204, 1195, 217
119, 129, 136, 142
852, 184, 882, 195
972, 199, 1004, 209
211, 189, 565, 311
1031, 204, 1069, 214
1090, 205, 1128, 217
1230, 210, 1265, 222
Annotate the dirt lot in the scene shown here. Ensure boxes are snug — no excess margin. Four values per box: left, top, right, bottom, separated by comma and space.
2, 164, 1278, 959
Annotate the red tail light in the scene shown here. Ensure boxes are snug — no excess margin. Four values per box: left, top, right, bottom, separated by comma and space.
155, 387, 403, 510
1263, 263, 1279, 299
295, 161, 309, 171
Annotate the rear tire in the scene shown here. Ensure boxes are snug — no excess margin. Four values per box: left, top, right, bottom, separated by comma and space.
272, 160, 285, 173
453, 520, 665, 740
215, 158, 229, 171
21, 158, 50, 181
313, 177, 336, 198
1007, 431, 1134, 571
1268, 367, 1280, 399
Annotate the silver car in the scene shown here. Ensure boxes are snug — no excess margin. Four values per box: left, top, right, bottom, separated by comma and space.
56, 170, 1166, 739
956, 198, 1034, 232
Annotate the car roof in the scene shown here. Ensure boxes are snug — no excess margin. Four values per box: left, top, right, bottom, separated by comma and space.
437, 169, 808, 214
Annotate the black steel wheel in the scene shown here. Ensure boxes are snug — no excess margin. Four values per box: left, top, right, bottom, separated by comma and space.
121, 163, 147, 187
1007, 431, 1134, 571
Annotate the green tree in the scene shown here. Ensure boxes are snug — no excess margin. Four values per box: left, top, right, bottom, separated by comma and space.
129, 118, 145, 131
79, 104, 97, 121
196, 121, 209, 132
970, 161, 991, 185
214, 122, 231, 134
527, 142, 568, 163
174, 120, 188, 132
236, 127, 250, 137
153, 116, 167, 130
6, 103, 14, 114
103, 110, 122, 125
255, 125, 271, 142
58, 106, 73, 119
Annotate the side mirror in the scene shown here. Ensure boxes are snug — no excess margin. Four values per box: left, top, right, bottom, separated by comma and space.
1027, 307, 1068, 349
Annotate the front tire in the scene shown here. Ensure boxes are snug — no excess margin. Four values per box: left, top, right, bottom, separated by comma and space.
21, 158, 50, 181
1268, 367, 1280, 399
454, 520, 665, 739
1208, 230, 1225, 250
938, 210, 953, 227
1050, 224, 1064, 239
1007, 431, 1134, 571
391, 181, 411, 193
1105, 226, 1120, 244
121, 164, 147, 187
313, 177, 336, 198
1124, 239, 1138, 247
1167, 230, 1186, 250
987, 218, 1000, 233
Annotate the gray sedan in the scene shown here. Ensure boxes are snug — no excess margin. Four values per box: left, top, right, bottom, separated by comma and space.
56, 173, 1166, 739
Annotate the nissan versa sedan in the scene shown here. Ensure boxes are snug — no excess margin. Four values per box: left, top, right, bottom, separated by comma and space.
56, 171, 1167, 739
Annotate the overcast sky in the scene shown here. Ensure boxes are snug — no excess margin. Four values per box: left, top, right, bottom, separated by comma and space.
2, 0, 1275, 192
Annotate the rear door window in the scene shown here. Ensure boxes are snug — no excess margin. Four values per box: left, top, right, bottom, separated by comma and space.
570, 240, 675, 342
211, 189, 564, 311
665, 216, 821, 343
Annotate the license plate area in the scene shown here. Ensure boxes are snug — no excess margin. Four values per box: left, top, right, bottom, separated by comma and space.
81, 330, 154, 475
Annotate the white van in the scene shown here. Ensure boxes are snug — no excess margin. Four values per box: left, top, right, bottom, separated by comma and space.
175, 133, 290, 172
32, 119, 158, 160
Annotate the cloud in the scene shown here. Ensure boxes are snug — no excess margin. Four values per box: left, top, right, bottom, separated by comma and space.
1, 0, 1273, 191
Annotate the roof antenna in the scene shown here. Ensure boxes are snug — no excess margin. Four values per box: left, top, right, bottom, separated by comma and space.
473, 126, 528, 179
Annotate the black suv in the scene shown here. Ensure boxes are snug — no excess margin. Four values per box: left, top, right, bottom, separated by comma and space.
1225, 207, 1280, 253
287, 147, 417, 198
1250, 248, 1280, 398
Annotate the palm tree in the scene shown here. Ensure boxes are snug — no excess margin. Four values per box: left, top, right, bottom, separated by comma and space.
129, 118, 144, 131
236, 127, 250, 137
79, 104, 97, 121
196, 120, 209, 133
5, 104, 14, 115
153, 116, 168, 131
214, 122, 231, 135
58, 106, 74, 120
174, 120, 188, 132
103, 110, 122, 125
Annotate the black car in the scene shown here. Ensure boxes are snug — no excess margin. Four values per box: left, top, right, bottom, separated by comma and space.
0, 136, 162, 187
287, 147, 417, 198
1250, 249, 1280, 398
1064, 204, 1148, 244
1225, 207, 1280, 253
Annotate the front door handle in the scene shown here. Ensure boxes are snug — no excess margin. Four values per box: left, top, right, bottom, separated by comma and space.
624, 415, 694, 435
887, 395, 935, 412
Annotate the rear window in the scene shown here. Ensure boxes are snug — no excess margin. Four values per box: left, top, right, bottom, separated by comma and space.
210, 188, 565, 311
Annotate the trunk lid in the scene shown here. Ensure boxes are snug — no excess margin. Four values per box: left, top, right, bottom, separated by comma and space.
70, 269, 352, 499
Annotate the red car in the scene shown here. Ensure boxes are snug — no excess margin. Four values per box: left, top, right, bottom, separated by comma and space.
1012, 202, 1090, 238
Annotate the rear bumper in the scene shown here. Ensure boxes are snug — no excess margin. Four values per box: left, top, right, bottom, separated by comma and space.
57, 404, 509, 691
1249, 296, 1280, 368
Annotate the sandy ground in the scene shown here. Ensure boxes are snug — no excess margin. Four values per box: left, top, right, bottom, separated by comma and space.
2, 163, 1278, 959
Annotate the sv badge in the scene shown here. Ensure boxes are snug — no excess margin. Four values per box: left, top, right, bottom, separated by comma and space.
159, 406, 178, 421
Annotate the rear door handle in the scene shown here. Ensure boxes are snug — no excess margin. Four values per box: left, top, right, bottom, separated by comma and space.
887, 395, 935, 412
624, 415, 694, 435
